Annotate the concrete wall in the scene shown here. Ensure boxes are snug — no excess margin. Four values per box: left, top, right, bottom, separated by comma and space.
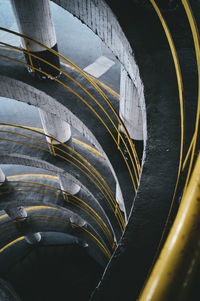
52, 0, 147, 143
0, 75, 102, 151
11, 0, 57, 51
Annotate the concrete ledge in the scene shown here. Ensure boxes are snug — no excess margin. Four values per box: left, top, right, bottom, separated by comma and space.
0, 207, 109, 266
90, 2, 199, 300
0, 173, 115, 251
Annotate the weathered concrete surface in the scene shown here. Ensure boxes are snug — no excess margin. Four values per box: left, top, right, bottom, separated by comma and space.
1, 0, 199, 299
11, 0, 61, 78
11, 0, 57, 51
0, 207, 109, 266
90, 1, 199, 300
120, 66, 143, 140
0, 168, 5, 185
39, 109, 72, 143
0, 174, 114, 251
0, 126, 120, 241
52, 0, 146, 135
59, 173, 80, 195
0, 62, 135, 217
0, 152, 117, 243
5, 206, 41, 244
0, 240, 103, 301
0, 75, 99, 148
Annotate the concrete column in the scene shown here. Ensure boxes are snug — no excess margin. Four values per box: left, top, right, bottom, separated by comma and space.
6, 206, 27, 220
59, 175, 81, 196
0, 168, 5, 186
24, 232, 41, 244
11, 0, 60, 78
116, 181, 127, 223
120, 66, 143, 140
39, 110, 76, 195
39, 109, 71, 144
6, 206, 41, 244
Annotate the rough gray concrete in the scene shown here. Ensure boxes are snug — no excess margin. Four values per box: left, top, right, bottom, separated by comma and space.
11, 0, 57, 51
90, 1, 200, 300
0, 207, 109, 266
0, 175, 114, 251
0, 125, 120, 241
0, 66, 135, 217
52, 0, 147, 143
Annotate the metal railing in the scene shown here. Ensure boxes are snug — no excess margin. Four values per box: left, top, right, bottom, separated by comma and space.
0, 123, 125, 232
0, 27, 141, 209
138, 0, 200, 299
146, 0, 200, 259
0, 175, 115, 250
138, 149, 200, 301
0, 206, 111, 261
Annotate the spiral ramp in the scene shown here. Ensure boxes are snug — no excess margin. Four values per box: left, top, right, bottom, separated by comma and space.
0, 0, 200, 300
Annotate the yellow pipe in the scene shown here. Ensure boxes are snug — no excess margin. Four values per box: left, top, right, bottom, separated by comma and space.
0, 53, 138, 197
182, 133, 195, 171
0, 205, 59, 221
7, 174, 58, 180
24, 38, 35, 72
0, 123, 104, 158
138, 152, 200, 301
5, 26, 140, 178
0, 123, 119, 220
0, 47, 120, 99
0, 124, 125, 228
0, 214, 111, 260
0, 184, 114, 247
60, 61, 120, 99
0, 236, 25, 253
72, 138, 104, 159
148, 0, 184, 266
0, 31, 140, 186
0, 124, 115, 207
181, 0, 200, 194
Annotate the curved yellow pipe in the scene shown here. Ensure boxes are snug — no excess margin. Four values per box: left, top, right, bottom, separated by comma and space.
139, 153, 200, 301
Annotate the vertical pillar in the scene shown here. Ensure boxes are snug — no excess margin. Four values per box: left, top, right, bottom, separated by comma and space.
6, 206, 41, 244
116, 181, 127, 223
12, 0, 73, 152
120, 66, 143, 140
59, 174, 81, 196
11, 0, 60, 78
0, 168, 5, 186
39, 110, 76, 195
39, 109, 71, 144
6, 206, 27, 220
24, 233, 41, 244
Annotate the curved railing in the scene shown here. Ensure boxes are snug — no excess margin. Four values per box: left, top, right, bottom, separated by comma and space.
0, 123, 125, 233
146, 0, 200, 260
0, 27, 141, 208
139, 141, 200, 301
138, 1, 200, 300
0, 206, 111, 261
0, 175, 115, 251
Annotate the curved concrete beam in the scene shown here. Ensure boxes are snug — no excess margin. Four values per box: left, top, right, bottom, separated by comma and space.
0, 207, 110, 266
0, 153, 118, 240
0, 75, 124, 210
0, 75, 103, 151
52, 0, 147, 142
